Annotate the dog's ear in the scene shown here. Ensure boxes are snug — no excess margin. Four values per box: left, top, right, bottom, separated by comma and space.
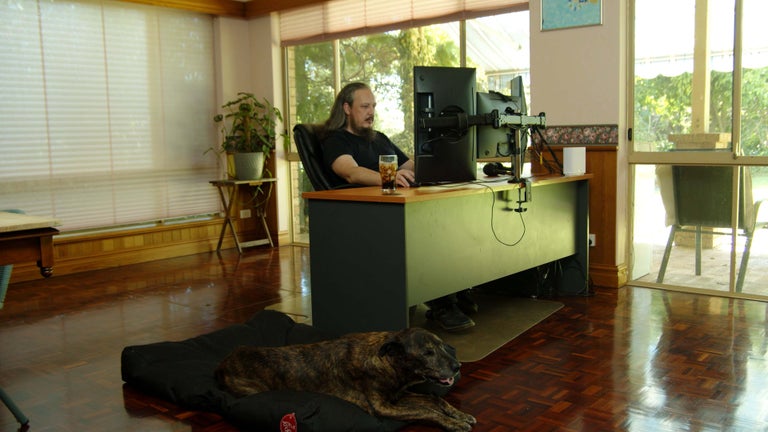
378, 336, 405, 358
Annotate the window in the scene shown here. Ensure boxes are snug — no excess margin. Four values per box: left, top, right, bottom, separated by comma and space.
284, 9, 530, 243
286, 41, 336, 242
0, 0, 217, 231
632, 0, 768, 157
467, 12, 531, 96
339, 26, 460, 157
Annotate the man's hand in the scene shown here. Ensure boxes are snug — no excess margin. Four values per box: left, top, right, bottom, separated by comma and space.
396, 169, 415, 187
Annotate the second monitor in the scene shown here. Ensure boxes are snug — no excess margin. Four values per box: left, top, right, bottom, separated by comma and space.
476, 76, 528, 159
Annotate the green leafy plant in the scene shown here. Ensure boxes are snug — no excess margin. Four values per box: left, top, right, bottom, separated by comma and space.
213, 92, 287, 154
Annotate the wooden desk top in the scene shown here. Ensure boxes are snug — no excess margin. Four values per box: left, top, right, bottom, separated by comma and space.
0, 212, 60, 233
303, 173, 592, 204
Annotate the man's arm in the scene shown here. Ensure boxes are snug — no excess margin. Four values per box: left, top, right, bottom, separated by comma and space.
331, 155, 415, 187
331, 154, 382, 186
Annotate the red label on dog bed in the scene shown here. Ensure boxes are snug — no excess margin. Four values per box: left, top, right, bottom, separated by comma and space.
280, 412, 297, 432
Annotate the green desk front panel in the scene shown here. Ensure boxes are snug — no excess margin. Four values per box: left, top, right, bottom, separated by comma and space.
308, 179, 588, 334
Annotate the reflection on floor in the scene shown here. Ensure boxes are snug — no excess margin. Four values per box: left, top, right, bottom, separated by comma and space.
1, 245, 768, 431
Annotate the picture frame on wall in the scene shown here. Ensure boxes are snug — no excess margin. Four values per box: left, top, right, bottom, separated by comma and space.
541, 0, 602, 31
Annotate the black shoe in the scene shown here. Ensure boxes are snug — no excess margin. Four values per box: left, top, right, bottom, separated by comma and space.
426, 304, 475, 331
456, 289, 478, 315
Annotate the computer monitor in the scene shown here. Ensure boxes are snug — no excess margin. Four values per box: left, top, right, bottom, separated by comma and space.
476, 76, 528, 159
413, 66, 477, 185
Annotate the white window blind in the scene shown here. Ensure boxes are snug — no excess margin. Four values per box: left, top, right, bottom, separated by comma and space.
280, 0, 528, 45
0, 0, 218, 231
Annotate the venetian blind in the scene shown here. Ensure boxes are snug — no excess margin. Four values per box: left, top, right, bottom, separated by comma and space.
0, 0, 218, 231
280, 0, 529, 45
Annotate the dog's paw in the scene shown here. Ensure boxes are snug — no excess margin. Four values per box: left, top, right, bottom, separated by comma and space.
450, 409, 476, 425
459, 413, 477, 429
444, 420, 474, 432
443, 413, 476, 432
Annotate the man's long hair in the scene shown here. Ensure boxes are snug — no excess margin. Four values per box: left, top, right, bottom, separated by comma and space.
323, 82, 370, 134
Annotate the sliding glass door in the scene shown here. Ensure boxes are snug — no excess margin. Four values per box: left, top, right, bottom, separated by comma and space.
629, 0, 768, 297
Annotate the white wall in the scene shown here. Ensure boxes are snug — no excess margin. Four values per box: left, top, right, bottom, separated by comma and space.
530, 0, 625, 126
530, 0, 628, 264
248, 14, 290, 236
214, 17, 251, 105
215, 15, 290, 235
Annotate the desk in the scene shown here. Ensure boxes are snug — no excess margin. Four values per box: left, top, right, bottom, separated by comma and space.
0, 212, 60, 278
210, 178, 276, 253
304, 174, 591, 334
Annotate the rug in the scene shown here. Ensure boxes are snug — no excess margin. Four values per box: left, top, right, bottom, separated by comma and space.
409, 292, 563, 362
266, 291, 563, 362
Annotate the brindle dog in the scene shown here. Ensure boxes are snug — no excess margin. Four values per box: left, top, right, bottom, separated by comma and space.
215, 327, 476, 431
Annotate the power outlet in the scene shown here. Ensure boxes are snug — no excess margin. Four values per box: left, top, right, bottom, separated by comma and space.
589, 233, 596, 247
240, 209, 252, 219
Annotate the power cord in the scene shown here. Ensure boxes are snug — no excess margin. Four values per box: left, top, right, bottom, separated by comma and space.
554, 256, 594, 297
530, 127, 564, 175
476, 181, 527, 247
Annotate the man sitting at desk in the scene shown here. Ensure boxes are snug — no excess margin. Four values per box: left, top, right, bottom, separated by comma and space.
320, 82, 415, 189
320, 82, 476, 331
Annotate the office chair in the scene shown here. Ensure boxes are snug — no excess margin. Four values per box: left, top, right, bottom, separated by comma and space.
293, 123, 360, 191
656, 166, 767, 292
0, 210, 30, 429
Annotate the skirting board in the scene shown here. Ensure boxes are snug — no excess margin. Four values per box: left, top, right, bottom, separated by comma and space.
589, 262, 628, 289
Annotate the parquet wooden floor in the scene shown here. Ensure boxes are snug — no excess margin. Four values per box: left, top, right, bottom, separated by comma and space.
1, 245, 767, 431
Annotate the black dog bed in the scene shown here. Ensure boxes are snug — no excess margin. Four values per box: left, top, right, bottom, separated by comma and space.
121, 310, 408, 431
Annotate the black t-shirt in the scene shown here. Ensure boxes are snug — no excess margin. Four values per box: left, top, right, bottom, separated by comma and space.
321, 129, 409, 187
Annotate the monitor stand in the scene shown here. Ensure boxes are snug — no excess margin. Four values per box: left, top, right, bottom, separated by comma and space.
508, 127, 526, 184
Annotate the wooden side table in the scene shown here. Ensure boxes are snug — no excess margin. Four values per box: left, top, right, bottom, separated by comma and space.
0, 212, 60, 278
210, 178, 276, 253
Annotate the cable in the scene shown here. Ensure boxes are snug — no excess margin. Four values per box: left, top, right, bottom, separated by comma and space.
530, 127, 564, 175
555, 256, 594, 297
426, 179, 528, 246
474, 180, 594, 298
477, 182, 527, 247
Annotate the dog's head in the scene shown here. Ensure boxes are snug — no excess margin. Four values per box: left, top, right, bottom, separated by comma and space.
378, 328, 460, 387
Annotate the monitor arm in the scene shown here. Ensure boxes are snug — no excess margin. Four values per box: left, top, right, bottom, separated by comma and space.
496, 111, 546, 184
419, 110, 546, 183
418, 110, 545, 134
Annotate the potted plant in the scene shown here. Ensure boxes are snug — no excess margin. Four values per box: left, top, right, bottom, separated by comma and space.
213, 92, 287, 180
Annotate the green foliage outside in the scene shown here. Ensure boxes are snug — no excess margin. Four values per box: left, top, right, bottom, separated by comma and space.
290, 27, 460, 237
634, 67, 768, 156
291, 27, 460, 157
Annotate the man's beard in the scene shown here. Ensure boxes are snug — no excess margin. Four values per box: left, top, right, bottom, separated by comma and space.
349, 116, 377, 142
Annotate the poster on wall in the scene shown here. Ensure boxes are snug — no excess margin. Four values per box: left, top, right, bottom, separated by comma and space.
541, 0, 602, 31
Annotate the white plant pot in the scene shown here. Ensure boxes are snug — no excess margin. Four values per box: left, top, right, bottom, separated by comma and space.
233, 152, 265, 180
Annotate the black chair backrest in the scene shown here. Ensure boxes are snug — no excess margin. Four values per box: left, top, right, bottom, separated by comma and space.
293, 124, 334, 191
